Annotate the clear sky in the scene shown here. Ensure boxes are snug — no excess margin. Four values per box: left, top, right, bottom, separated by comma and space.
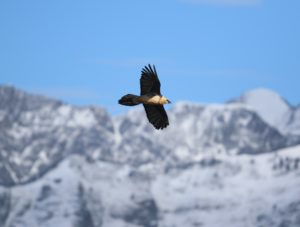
1, 0, 299, 114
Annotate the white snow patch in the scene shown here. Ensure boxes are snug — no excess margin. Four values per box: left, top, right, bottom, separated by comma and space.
237, 88, 291, 132
71, 109, 97, 128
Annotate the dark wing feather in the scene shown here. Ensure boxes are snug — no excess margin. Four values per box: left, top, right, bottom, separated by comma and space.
140, 64, 161, 95
143, 104, 169, 130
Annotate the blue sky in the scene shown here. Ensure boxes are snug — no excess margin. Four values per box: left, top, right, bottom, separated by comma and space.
1, 0, 299, 114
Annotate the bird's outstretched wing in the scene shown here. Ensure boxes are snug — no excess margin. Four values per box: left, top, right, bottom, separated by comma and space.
140, 64, 161, 95
143, 104, 169, 130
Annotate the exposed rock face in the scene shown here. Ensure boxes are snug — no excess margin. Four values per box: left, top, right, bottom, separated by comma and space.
230, 88, 300, 135
0, 86, 115, 185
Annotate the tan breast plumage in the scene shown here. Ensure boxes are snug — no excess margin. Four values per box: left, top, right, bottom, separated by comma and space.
138, 95, 161, 105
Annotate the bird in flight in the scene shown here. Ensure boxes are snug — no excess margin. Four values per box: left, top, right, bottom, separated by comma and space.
118, 64, 171, 130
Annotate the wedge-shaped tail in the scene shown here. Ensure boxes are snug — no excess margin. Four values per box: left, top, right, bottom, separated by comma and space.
118, 94, 140, 106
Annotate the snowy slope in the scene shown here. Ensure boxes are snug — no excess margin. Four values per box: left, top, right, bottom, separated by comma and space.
1, 145, 300, 227
0, 86, 115, 185
231, 88, 300, 135
152, 145, 300, 227
0, 155, 157, 227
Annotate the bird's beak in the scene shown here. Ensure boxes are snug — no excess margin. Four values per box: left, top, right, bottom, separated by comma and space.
167, 99, 171, 104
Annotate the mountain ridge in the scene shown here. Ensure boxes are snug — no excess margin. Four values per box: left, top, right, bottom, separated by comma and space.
1, 85, 299, 186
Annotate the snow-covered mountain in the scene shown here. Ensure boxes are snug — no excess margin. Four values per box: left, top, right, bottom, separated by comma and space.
231, 88, 300, 135
0, 85, 300, 227
116, 102, 295, 163
1, 86, 299, 186
0, 86, 115, 186
1, 145, 300, 227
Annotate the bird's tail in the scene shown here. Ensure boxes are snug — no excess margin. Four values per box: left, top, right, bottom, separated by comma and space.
118, 94, 140, 106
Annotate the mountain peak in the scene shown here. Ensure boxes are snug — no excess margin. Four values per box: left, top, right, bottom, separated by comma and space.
0, 85, 63, 110
231, 88, 291, 131
241, 88, 289, 105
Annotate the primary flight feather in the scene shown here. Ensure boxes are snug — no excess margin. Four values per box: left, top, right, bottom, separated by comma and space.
118, 64, 171, 130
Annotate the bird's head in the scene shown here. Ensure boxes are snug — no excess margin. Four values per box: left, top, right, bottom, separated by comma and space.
160, 96, 172, 104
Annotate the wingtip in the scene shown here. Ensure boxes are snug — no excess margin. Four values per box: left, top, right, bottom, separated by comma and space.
154, 122, 169, 130
142, 64, 156, 71
143, 64, 157, 75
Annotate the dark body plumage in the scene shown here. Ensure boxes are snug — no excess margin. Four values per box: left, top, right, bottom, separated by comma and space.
118, 64, 170, 130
